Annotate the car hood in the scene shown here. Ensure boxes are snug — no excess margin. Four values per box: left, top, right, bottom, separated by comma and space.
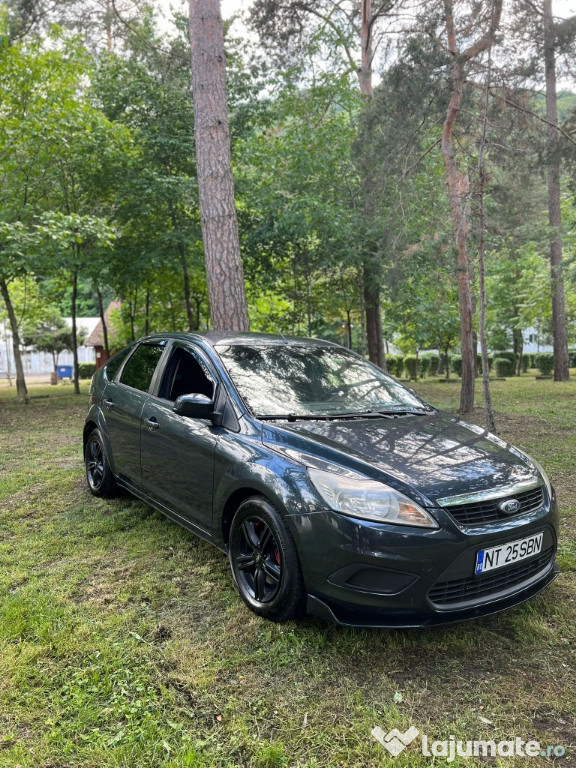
261, 411, 541, 505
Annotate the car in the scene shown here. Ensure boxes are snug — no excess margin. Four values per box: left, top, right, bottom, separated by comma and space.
83, 332, 559, 627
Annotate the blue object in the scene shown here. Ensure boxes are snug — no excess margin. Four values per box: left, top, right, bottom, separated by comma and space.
57, 365, 73, 379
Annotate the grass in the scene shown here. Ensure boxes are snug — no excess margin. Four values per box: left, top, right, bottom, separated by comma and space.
0, 377, 575, 767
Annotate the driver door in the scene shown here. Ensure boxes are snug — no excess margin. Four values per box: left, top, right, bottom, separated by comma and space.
140, 343, 219, 535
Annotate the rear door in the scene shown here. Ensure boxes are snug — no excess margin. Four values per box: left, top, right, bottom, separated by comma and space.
140, 342, 220, 533
103, 340, 167, 487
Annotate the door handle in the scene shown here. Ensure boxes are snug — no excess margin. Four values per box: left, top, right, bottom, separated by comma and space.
104, 398, 114, 410
145, 416, 159, 430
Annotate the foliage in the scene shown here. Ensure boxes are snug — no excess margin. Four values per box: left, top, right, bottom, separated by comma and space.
422, 353, 440, 377
78, 362, 96, 379
403, 354, 418, 380
451, 355, 462, 377
493, 357, 515, 377
22, 312, 82, 371
535, 352, 555, 376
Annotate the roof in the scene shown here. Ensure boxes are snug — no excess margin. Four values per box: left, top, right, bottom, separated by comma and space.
64, 317, 100, 337
85, 301, 122, 347
142, 331, 340, 348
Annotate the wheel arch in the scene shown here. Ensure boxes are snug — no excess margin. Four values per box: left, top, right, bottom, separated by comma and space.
221, 487, 269, 547
83, 420, 99, 453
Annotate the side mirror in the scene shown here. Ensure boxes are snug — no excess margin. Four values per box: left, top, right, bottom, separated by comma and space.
173, 393, 214, 419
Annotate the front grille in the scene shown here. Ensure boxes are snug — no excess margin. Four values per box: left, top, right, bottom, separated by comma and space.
428, 547, 554, 607
444, 486, 544, 527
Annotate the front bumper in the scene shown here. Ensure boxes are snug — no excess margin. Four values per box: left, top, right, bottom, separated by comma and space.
288, 497, 559, 628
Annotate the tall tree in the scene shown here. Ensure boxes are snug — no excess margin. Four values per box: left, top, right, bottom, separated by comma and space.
440, 0, 503, 413
249, 0, 396, 364
188, 0, 249, 331
543, 0, 570, 380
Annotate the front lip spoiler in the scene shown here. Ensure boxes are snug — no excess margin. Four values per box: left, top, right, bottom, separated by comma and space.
306, 563, 559, 629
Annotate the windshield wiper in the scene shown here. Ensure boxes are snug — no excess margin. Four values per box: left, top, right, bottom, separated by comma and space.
256, 408, 432, 421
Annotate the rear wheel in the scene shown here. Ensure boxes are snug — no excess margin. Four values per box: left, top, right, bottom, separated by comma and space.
85, 428, 119, 498
229, 496, 306, 622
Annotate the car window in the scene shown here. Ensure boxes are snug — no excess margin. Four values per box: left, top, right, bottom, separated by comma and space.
120, 343, 165, 392
216, 345, 429, 417
104, 345, 135, 382
159, 347, 214, 402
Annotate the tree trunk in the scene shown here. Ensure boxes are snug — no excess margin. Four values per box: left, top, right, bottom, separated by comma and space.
71, 268, 80, 395
477, 54, 496, 432
188, 0, 249, 332
0, 278, 28, 403
441, 59, 475, 413
543, 0, 570, 381
96, 287, 110, 359
144, 286, 150, 336
359, 0, 373, 96
440, 0, 503, 413
364, 276, 385, 369
358, 0, 386, 367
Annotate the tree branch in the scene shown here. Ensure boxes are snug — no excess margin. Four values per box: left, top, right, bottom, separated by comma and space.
488, 88, 576, 145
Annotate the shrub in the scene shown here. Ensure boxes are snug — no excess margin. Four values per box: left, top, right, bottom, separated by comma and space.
528, 353, 536, 369
521, 353, 530, 373
493, 357, 515, 377
403, 355, 418, 380
493, 350, 516, 365
418, 356, 431, 378
451, 355, 462, 376
78, 363, 96, 379
422, 353, 440, 377
535, 352, 554, 376
476, 353, 493, 374
569, 349, 576, 368
385, 355, 401, 377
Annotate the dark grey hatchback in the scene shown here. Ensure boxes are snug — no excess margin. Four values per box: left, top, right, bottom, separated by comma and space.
84, 332, 559, 627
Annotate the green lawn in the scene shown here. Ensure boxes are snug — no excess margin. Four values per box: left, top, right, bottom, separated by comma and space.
0, 378, 575, 767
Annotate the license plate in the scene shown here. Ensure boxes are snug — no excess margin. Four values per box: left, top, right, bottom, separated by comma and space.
475, 532, 543, 575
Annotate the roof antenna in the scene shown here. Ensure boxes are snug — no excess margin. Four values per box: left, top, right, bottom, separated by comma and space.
260, 307, 288, 343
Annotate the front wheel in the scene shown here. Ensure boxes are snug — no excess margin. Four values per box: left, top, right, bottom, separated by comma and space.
229, 496, 306, 622
85, 428, 119, 498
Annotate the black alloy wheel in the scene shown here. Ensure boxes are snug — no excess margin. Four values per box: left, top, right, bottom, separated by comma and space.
229, 496, 306, 622
85, 428, 119, 498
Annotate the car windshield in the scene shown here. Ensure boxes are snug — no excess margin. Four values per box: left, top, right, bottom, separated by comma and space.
216, 344, 431, 418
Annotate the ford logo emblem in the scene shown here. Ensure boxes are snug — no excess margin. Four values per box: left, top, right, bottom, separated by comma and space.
499, 498, 521, 515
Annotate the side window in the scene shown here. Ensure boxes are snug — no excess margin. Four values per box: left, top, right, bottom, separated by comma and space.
160, 347, 214, 402
104, 345, 134, 382
120, 344, 165, 392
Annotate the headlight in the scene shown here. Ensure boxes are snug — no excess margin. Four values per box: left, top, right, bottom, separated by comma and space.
308, 468, 438, 528
522, 452, 553, 500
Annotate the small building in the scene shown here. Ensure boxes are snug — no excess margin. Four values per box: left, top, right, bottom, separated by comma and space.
85, 301, 122, 369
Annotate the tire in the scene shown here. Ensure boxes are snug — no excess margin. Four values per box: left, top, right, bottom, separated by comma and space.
85, 428, 119, 498
229, 496, 306, 622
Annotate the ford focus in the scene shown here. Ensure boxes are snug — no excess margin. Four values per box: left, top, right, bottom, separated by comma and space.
84, 333, 559, 627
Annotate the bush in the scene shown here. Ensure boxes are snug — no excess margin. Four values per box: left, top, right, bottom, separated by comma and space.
535, 352, 554, 376
385, 355, 402, 377
493, 357, 515, 377
493, 350, 516, 365
418, 356, 431, 378
451, 355, 462, 376
569, 349, 576, 368
528, 353, 536, 369
521, 353, 530, 373
78, 363, 96, 379
422, 353, 440, 377
403, 355, 418, 380
476, 353, 493, 375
